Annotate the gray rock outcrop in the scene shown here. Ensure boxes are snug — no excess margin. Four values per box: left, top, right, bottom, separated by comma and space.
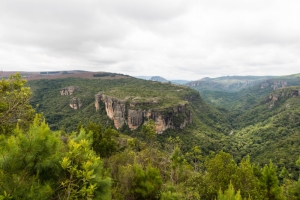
95, 93, 192, 133
60, 86, 79, 95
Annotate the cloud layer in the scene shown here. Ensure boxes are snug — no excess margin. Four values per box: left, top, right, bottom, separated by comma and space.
1, 0, 300, 80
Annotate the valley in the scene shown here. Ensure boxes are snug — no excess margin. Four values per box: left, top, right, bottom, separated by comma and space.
1, 71, 300, 199
25, 72, 300, 170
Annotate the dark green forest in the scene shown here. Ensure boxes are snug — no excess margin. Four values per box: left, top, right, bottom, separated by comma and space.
1, 73, 300, 199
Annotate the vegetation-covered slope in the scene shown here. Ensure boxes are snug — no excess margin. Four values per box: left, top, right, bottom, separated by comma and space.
26, 74, 300, 171
2, 73, 300, 200
187, 75, 275, 92
27, 77, 231, 153
187, 74, 300, 179
198, 73, 300, 111
223, 87, 300, 178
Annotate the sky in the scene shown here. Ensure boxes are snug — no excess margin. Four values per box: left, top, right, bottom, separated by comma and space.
1, 0, 300, 80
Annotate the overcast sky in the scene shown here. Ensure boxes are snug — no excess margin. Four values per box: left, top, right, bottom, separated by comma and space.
1, 0, 300, 80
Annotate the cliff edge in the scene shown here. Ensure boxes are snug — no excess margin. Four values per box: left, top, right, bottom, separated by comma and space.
95, 93, 192, 133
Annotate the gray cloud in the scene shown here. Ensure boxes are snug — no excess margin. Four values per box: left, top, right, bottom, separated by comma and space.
0, 0, 300, 80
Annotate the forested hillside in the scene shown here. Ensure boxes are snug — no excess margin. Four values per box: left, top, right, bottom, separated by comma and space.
194, 74, 300, 180
187, 76, 275, 92
1, 73, 300, 199
27, 76, 231, 153
221, 87, 300, 176
198, 73, 300, 111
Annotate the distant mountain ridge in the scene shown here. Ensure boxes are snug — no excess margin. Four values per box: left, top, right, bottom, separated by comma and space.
186, 75, 276, 92
150, 76, 168, 82
198, 73, 300, 111
134, 75, 190, 85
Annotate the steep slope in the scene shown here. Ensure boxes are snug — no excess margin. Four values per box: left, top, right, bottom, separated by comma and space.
192, 74, 300, 176
187, 75, 274, 92
222, 86, 300, 178
27, 77, 230, 143
199, 73, 300, 112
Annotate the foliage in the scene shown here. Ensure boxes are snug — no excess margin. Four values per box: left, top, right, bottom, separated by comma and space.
259, 160, 285, 200
232, 156, 260, 199
0, 117, 111, 200
188, 75, 275, 93
0, 73, 35, 134
131, 163, 162, 200
58, 129, 111, 199
217, 182, 243, 200
185, 146, 202, 172
3, 72, 300, 199
204, 151, 238, 198
0, 115, 62, 199
170, 146, 185, 185
84, 122, 118, 158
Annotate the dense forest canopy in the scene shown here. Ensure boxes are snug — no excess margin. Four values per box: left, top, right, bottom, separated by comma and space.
1, 73, 300, 199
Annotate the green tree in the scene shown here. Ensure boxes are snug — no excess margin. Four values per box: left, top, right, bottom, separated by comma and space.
282, 178, 300, 200
167, 136, 182, 154
0, 115, 63, 199
98, 127, 118, 158
85, 122, 103, 154
170, 146, 185, 185
217, 182, 243, 200
0, 73, 35, 134
84, 122, 118, 158
142, 119, 157, 161
282, 157, 300, 200
0, 73, 111, 199
131, 163, 162, 200
77, 121, 83, 134
59, 129, 111, 199
259, 160, 285, 200
128, 138, 143, 152
142, 119, 156, 146
161, 183, 184, 200
205, 151, 237, 198
185, 146, 203, 172
232, 156, 260, 199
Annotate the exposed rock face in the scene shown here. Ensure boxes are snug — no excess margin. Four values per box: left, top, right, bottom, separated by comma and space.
128, 109, 144, 130
95, 93, 192, 133
260, 82, 269, 89
95, 94, 126, 129
260, 81, 287, 90
60, 86, 79, 95
187, 80, 254, 90
266, 89, 300, 109
70, 97, 82, 110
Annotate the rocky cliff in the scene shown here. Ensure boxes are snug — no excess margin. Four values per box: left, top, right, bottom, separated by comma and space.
60, 86, 79, 95
70, 97, 82, 110
266, 88, 300, 108
95, 93, 192, 133
260, 80, 288, 90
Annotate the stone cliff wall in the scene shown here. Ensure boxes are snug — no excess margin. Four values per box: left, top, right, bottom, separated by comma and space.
95, 93, 192, 133
266, 89, 300, 108
60, 86, 79, 95
95, 94, 126, 129
70, 97, 82, 110
260, 81, 288, 90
